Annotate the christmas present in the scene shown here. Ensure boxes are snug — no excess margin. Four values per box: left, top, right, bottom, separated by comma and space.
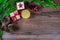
10, 10, 20, 22
16, 2, 25, 10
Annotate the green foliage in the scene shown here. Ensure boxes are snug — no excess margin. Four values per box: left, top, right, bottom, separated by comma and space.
22, 0, 33, 2
0, 29, 3, 40
0, 0, 16, 24
33, 0, 60, 8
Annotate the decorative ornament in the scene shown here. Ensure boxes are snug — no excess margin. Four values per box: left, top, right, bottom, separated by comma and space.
16, 2, 25, 10
29, 4, 38, 11
33, 7, 38, 11
21, 9, 30, 19
29, 4, 36, 10
10, 10, 21, 22
8, 24, 15, 32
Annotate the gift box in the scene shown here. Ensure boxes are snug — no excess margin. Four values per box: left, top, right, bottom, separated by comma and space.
10, 10, 21, 22
16, 2, 25, 10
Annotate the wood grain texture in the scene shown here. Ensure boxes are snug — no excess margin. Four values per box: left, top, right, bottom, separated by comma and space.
2, 0, 60, 40
2, 10, 60, 40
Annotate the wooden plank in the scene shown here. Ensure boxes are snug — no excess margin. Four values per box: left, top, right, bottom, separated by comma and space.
2, 32, 60, 40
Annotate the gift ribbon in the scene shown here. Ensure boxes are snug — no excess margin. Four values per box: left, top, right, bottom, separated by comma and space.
11, 13, 20, 22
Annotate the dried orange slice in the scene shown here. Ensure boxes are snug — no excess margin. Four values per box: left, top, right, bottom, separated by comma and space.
21, 10, 30, 19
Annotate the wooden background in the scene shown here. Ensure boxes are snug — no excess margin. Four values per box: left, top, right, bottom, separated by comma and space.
2, 0, 60, 40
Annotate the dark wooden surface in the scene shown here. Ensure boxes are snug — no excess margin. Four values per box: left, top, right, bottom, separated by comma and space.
2, 0, 60, 40
2, 10, 60, 40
